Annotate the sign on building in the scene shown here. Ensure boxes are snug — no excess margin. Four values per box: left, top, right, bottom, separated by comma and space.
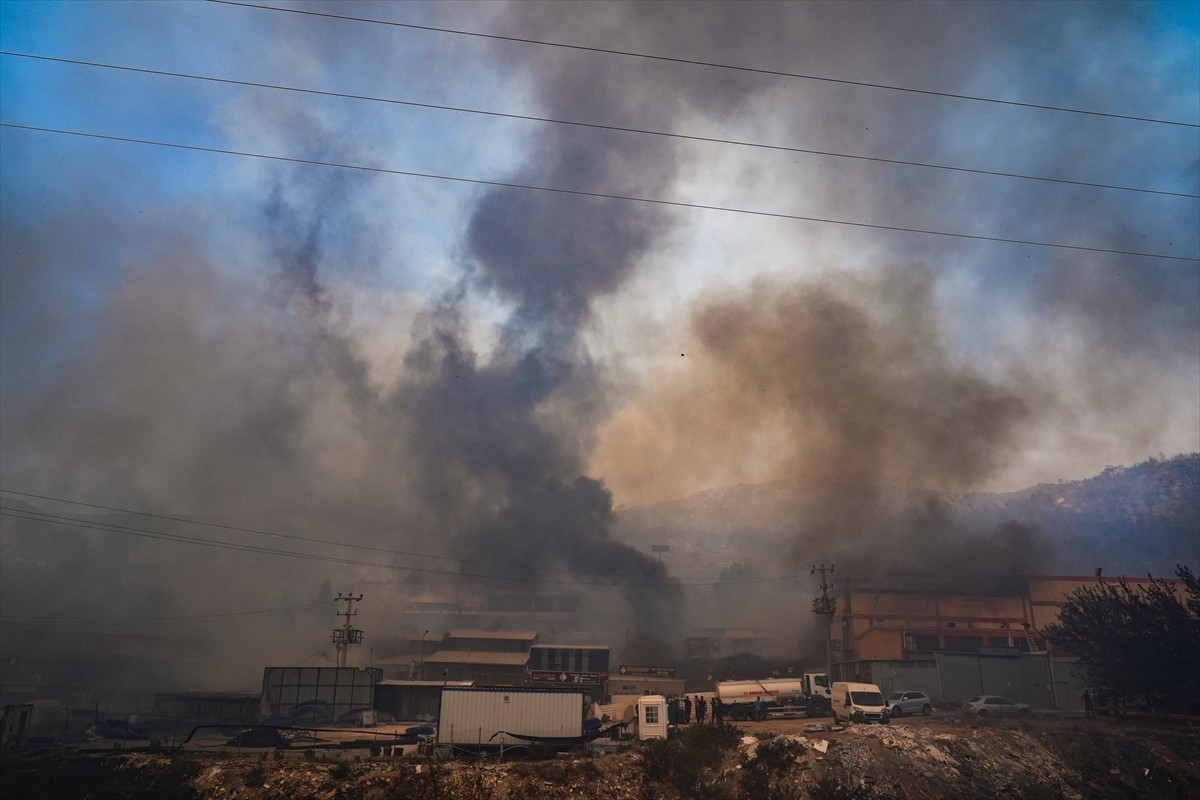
617, 665, 676, 677
530, 670, 600, 685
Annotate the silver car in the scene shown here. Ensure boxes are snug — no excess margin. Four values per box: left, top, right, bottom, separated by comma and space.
886, 691, 933, 717
964, 695, 1032, 717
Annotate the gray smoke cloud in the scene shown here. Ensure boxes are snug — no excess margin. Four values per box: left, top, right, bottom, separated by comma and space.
1, 0, 1196, 692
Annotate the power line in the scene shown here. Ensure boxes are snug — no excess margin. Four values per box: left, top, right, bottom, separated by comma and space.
0, 492, 818, 590
0, 505, 806, 588
2, 484, 619, 578
2, 505, 386, 562
0, 505, 560, 582
209, 0, 1200, 129
296, 644, 334, 666
4, 51, 1192, 200
2, 122, 1194, 263
2, 510, 796, 592
0, 603, 329, 626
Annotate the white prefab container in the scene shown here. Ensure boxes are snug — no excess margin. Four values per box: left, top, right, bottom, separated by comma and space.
437, 687, 585, 747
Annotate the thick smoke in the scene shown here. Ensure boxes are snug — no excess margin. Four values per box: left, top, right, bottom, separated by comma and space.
594, 267, 1054, 592
1, 0, 1196, 694
388, 1, 852, 631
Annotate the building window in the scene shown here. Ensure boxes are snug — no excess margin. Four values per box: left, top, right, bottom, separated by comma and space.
907, 635, 939, 652
644, 705, 659, 724
944, 635, 984, 653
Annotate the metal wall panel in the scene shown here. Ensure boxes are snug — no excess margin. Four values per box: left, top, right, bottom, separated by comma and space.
437, 687, 584, 745
846, 654, 1083, 710
260, 667, 381, 722
978, 654, 1024, 700
934, 653, 985, 700
869, 662, 942, 700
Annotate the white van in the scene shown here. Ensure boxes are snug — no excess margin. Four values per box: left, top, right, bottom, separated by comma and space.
831, 682, 890, 724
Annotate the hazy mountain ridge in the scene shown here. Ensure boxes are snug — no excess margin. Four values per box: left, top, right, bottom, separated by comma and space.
616, 454, 1200, 579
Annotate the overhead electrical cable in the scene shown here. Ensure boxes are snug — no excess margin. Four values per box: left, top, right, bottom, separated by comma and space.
0, 602, 330, 626
2, 123, 1194, 263
0, 487, 588, 578
209, 0, 1200, 129
0, 507, 790, 588
1, 505, 586, 584
296, 645, 334, 666
2, 51, 1192, 199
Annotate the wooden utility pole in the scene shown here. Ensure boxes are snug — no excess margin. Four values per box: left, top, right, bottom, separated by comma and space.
331, 593, 364, 668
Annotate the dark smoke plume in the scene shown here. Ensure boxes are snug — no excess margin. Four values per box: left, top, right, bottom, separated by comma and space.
1, 0, 1195, 694
602, 267, 1052, 591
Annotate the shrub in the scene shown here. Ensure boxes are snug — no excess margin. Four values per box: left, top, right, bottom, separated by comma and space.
640, 724, 742, 798
242, 763, 268, 788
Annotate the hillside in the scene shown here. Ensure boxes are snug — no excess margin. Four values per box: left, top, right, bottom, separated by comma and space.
615, 454, 1199, 581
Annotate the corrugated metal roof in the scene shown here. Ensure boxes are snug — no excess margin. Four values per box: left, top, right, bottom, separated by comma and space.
441, 686, 585, 695
423, 650, 530, 666
530, 644, 610, 651
446, 630, 537, 640
377, 680, 474, 687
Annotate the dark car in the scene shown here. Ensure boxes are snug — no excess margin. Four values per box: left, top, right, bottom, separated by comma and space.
225, 727, 286, 747
886, 691, 933, 717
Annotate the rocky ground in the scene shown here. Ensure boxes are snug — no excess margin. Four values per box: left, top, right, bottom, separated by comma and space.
2, 712, 1198, 799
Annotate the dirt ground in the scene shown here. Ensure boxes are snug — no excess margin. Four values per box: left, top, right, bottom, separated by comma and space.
3, 711, 1198, 799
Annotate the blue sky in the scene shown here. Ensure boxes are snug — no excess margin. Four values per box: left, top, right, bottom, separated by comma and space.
3, 0, 1197, 496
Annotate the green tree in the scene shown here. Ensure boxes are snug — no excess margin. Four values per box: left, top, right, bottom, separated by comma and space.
1044, 565, 1199, 722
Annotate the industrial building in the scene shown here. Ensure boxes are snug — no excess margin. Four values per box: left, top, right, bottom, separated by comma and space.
824, 574, 1180, 712
830, 574, 1171, 665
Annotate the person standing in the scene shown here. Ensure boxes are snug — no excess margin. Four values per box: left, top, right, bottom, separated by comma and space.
753, 695, 765, 721
684, 695, 692, 723
713, 696, 725, 726
696, 695, 707, 724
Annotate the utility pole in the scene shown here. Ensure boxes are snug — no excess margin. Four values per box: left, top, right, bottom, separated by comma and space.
331, 593, 365, 668
811, 564, 837, 677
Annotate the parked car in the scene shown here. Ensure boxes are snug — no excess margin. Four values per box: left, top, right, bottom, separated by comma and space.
964, 696, 1032, 717
886, 691, 933, 717
225, 727, 286, 747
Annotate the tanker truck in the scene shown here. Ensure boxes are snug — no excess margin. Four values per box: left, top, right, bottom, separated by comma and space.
714, 673, 832, 720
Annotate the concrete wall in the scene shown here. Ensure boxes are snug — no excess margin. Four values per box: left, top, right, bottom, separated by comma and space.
840, 654, 1086, 710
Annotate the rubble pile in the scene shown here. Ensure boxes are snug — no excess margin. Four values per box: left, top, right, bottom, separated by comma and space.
842, 724, 1083, 799
3, 718, 1199, 799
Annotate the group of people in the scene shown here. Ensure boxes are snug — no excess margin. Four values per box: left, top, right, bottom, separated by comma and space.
668, 694, 729, 726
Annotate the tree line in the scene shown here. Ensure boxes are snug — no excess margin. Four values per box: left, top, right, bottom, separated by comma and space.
1045, 565, 1199, 722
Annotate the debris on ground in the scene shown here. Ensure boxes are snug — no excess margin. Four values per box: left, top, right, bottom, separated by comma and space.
3, 715, 1197, 799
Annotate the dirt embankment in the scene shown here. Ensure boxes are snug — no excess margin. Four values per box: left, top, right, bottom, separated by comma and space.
2, 714, 1197, 799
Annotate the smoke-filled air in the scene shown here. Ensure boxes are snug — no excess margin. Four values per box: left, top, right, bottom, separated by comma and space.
1, 1, 1197, 690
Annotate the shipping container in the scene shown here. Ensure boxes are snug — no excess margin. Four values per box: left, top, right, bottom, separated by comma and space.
437, 686, 585, 747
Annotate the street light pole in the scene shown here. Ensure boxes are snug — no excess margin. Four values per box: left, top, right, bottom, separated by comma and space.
419, 630, 429, 679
